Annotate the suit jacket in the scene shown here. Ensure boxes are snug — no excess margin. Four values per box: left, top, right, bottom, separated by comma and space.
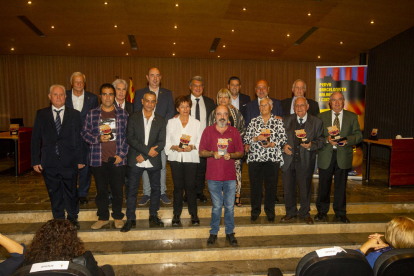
235, 93, 251, 119
133, 87, 174, 123
244, 97, 284, 128
281, 114, 325, 172
65, 90, 99, 124
125, 101, 134, 115
185, 94, 216, 127
126, 111, 166, 170
317, 109, 363, 170
281, 97, 320, 117
31, 106, 83, 168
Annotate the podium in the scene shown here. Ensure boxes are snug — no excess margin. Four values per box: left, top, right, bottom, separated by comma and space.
390, 139, 414, 186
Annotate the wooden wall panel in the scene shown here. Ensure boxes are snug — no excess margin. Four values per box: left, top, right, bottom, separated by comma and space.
0, 55, 357, 130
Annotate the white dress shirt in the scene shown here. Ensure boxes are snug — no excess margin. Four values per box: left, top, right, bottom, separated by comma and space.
190, 94, 207, 130
165, 116, 202, 163
149, 87, 160, 113
136, 110, 155, 168
297, 113, 308, 124
71, 90, 84, 112
52, 105, 65, 122
231, 95, 240, 110
290, 97, 297, 114
115, 99, 125, 109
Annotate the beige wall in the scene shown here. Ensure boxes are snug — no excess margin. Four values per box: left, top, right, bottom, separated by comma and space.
0, 55, 360, 130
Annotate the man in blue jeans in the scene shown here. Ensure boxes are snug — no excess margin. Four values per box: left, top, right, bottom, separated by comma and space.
199, 105, 244, 246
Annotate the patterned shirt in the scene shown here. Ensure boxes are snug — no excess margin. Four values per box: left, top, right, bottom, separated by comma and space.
244, 115, 287, 165
81, 105, 129, 167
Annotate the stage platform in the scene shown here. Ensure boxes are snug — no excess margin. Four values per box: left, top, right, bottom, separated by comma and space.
0, 157, 413, 275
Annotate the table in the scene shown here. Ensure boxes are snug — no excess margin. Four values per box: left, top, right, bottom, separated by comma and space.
364, 139, 392, 183
0, 130, 32, 176
0, 132, 19, 176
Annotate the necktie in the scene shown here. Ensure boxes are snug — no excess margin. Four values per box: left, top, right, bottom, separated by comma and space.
299, 118, 303, 127
195, 98, 200, 121
334, 113, 340, 130
54, 109, 62, 156
119, 103, 122, 108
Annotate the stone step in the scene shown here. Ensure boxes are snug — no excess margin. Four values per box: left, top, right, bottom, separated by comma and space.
3, 213, 411, 244
1, 202, 413, 224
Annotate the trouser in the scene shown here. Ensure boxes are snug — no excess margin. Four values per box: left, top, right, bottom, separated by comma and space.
316, 151, 349, 216
142, 149, 167, 195
42, 163, 79, 220
127, 166, 161, 219
77, 149, 92, 198
91, 163, 125, 220
195, 157, 207, 194
248, 161, 279, 218
170, 161, 198, 216
282, 162, 312, 218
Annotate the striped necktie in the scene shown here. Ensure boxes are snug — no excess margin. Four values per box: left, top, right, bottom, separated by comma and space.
54, 109, 62, 156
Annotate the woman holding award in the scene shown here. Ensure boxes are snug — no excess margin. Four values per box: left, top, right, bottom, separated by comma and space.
165, 96, 202, 226
207, 88, 245, 207
244, 98, 287, 222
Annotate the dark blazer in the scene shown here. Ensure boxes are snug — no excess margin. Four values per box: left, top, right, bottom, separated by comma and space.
281, 97, 320, 117
317, 109, 363, 170
235, 93, 251, 119
134, 87, 174, 123
65, 90, 99, 124
125, 101, 134, 115
31, 107, 83, 168
126, 111, 166, 170
244, 97, 284, 127
281, 114, 325, 172
186, 94, 216, 126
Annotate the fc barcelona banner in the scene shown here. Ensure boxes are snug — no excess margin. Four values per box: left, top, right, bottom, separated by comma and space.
315, 65, 367, 179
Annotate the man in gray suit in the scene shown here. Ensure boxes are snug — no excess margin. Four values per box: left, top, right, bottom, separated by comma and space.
281, 79, 320, 117
121, 91, 166, 232
134, 68, 174, 205
281, 97, 325, 224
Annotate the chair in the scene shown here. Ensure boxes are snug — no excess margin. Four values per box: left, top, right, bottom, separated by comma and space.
295, 249, 373, 276
373, 248, 414, 276
11, 262, 92, 276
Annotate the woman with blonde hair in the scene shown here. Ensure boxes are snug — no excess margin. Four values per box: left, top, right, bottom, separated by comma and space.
357, 216, 414, 268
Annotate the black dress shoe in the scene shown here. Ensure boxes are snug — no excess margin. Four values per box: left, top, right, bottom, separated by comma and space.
251, 215, 259, 222
79, 197, 88, 205
120, 220, 136, 232
69, 219, 80, 230
172, 215, 180, 226
149, 215, 164, 227
303, 217, 314, 225
226, 233, 238, 246
267, 216, 275, 223
336, 215, 350, 223
275, 197, 279, 203
191, 214, 200, 225
280, 215, 297, 222
197, 193, 207, 202
207, 234, 217, 246
314, 213, 327, 221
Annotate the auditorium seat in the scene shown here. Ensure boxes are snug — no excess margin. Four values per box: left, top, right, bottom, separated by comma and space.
295, 249, 373, 276
11, 262, 92, 276
373, 248, 414, 276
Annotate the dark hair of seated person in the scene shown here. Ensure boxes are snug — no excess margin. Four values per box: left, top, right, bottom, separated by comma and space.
25, 219, 84, 264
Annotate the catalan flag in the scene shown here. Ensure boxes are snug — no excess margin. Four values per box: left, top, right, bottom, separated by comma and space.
127, 77, 135, 103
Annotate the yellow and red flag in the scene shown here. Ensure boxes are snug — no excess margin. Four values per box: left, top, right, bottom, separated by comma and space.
127, 77, 135, 103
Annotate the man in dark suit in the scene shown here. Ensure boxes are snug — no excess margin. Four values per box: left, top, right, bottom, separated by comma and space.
65, 72, 99, 205
227, 76, 251, 118
32, 84, 84, 229
281, 97, 325, 225
121, 91, 166, 232
281, 79, 320, 117
134, 68, 174, 205
187, 75, 215, 202
244, 79, 284, 128
315, 91, 362, 223
113, 79, 134, 115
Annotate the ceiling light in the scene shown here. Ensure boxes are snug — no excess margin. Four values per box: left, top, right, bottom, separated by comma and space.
308, 13, 311, 16
271, 49, 274, 52
231, 29, 234, 32
318, 55, 321, 59
28, 1, 32, 4
287, 34, 290, 37
173, 53, 175, 56
121, 41, 124, 44
126, 53, 129, 55
371, 20, 374, 24
51, 26, 54, 29
104, 2, 108, 5
173, 42, 176, 45
11, 48, 15, 51
223, 45, 226, 48
68, 43, 71, 47
243, 7, 246, 11
174, 25, 177, 29
114, 25, 117, 28
340, 41, 343, 44
175, 4, 179, 7
218, 56, 220, 58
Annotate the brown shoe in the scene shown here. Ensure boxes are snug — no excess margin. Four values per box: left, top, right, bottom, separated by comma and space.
91, 220, 110, 230
114, 220, 124, 229
280, 215, 297, 222
303, 217, 314, 225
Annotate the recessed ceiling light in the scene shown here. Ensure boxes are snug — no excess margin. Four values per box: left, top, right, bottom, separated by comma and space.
51, 25, 54, 29
121, 41, 124, 44
271, 49, 274, 52
28, 1, 32, 4
287, 34, 290, 37
174, 25, 177, 29
173, 42, 176, 45
318, 55, 321, 59
371, 20, 374, 24
11, 48, 15, 51
126, 53, 129, 55
243, 7, 246, 11
223, 45, 226, 48
68, 43, 71, 47
340, 41, 343, 44
173, 53, 175, 56
308, 13, 311, 16
104, 2, 108, 5
218, 55, 220, 58
231, 29, 234, 32
175, 4, 179, 7
114, 25, 117, 28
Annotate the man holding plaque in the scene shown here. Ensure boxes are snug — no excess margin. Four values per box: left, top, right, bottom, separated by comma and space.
315, 91, 362, 223
199, 105, 244, 247
281, 97, 325, 224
